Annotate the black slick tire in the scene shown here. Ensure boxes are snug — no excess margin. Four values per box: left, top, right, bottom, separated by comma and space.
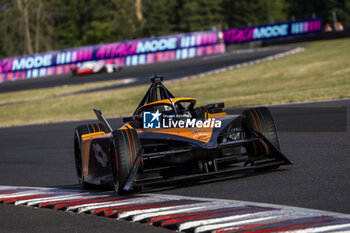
110, 129, 141, 193
74, 123, 105, 187
241, 107, 280, 170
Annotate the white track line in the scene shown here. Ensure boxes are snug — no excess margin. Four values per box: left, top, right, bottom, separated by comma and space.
192, 212, 307, 233
76, 195, 180, 214
131, 205, 209, 222
195, 216, 278, 233
179, 210, 283, 232
18, 193, 91, 206
127, 202, 233, 221
283, 223, 350, 232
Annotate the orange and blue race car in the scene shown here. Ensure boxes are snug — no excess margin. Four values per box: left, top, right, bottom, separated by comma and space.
74, 74, 291, 193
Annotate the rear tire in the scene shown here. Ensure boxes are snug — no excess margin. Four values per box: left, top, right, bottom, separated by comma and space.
241, 107, 280, 157
110, 129, 141, 193
74, 123, 105, 186
99, 67, 107, 73
71, 68, 77, 78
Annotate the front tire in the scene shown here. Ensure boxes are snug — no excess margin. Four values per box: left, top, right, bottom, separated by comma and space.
241, 107, 280, 157
110, 129, 141, 193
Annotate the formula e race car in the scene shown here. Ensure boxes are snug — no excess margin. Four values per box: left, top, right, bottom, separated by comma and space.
74, 74, 291, 193
71, 61, 121, 77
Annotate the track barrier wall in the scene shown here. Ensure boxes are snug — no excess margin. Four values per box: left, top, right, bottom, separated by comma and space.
223, 18, 322, 44
0, 31, 224, 82
0, 18, 322, 83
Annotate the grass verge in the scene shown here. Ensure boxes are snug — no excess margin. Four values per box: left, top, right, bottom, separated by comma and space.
0, 38, 349, 127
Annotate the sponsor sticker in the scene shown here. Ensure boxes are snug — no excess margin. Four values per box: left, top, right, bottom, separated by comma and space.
143, 110, 221, 129
143, 110, 162, 129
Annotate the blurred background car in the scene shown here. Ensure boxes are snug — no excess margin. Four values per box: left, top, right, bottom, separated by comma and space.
71, 61, 122, 77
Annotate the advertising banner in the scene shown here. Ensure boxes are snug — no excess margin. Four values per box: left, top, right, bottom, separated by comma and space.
0, 18, 323, 83
223, 18, 322, 45
0, 30, 223, 82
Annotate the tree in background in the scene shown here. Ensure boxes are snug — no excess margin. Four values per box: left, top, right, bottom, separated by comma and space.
52, 0, 140, 47
177, 0, 224, 32
0, 0, 349, 58
0, 0, 54, 56
141, 0, 179, 36
288, 0, 350, 22
79, 0, 141, 44
221, 0, 288, 29
52, 0, 92, 48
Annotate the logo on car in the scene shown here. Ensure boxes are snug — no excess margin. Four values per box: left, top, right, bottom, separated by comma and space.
143, 110, 161, 129
92, 143, 108, 167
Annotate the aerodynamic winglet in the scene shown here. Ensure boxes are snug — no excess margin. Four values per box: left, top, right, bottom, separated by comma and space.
93, 108, 113, 133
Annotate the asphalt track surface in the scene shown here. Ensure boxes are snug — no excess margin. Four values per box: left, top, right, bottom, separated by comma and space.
0, 48, 349, 232
0, 46, 295, 93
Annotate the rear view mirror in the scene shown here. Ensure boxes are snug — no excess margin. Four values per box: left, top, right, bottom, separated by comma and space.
123, 115, 142, 123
